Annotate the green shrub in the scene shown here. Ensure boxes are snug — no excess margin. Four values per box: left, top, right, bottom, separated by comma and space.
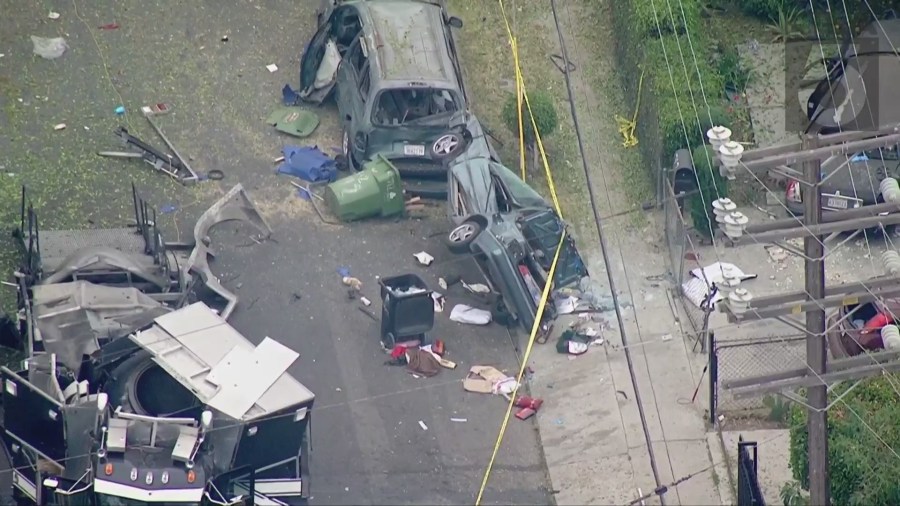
688, 145, 727, 238
502, 90, 558, 148
630, 0, 703, 38
642, 35, 726, 159
739, 0, 786, 20
789, 378, 900, 504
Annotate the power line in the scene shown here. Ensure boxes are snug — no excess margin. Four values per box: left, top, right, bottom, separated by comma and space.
547, 0, 667, 503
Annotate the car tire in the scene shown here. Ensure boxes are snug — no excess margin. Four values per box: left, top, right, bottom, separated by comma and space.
446, 221, 481, 254
431, 132, 466, 161
341, 129, 359, 172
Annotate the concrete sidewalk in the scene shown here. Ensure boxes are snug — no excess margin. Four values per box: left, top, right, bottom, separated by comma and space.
528, 228, 724, 505
522, 1, 726, 504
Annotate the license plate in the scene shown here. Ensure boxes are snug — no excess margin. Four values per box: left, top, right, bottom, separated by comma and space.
403, 144, 426, 156
825, 197, 849, 209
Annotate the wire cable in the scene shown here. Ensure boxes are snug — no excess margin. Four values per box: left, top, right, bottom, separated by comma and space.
547, 0, 668, 502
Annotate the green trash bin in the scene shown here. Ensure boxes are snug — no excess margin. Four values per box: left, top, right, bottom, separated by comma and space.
324, 154, 405, 222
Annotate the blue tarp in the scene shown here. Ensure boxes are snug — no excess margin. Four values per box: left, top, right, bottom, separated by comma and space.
276, 145, 337, 183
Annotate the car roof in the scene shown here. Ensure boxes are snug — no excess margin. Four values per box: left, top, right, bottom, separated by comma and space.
360, 1, 459, 88
818, 20, 900, 130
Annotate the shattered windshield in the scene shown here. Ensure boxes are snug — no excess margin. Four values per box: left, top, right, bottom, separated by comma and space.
372, 88, 459, 126
490, 163, 548, 208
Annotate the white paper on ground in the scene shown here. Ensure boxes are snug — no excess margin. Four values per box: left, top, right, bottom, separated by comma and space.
449, 304, 491, 325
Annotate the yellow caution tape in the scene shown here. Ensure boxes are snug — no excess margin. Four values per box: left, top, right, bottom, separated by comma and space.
615, 70, 644, 148
474, 2, 568, 505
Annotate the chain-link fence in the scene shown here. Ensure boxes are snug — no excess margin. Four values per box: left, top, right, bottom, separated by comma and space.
662, 179, 712, 345
711, 334, 807, 417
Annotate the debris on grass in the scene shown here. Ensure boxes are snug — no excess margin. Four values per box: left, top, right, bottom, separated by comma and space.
48, 12, 61, 20
266, 64, 279, 73
98, 23, 119, 30
418, 420, 428, 431
53, 123, 66, 131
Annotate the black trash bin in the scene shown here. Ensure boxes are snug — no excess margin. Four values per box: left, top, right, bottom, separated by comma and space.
379, 274, 434, 347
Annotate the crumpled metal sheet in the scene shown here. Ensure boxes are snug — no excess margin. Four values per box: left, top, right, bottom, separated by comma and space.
32, 281, 170, 371
183, 184, 272, 320
41, 246, 169, 289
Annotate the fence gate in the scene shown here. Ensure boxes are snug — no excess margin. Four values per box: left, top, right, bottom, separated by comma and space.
737, 437, 765, 506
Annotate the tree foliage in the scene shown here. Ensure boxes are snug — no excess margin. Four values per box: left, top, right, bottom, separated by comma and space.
688, 145, 727, 238
502, 90, 558, 149
788, 377, 900, 505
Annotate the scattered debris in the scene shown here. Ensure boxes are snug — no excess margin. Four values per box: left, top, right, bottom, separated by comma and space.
438, 277, 448, 290
450, 417, 467, 423
290, 293, 302, 303
221, 35, 229, 42
159, 204, 178, 214
342, 276, 362, 291
357, 306, 378, 321
418, 420, 428, 431
48, 11, 60, 20
267, 107, 319, 138
431, 292, 445, 312
413, 251, 434, 266
449, 304, 492, 325
53, 123, 66, 131
661, 333, 673, 342
552, 293, 578, 315
556, 330, 589, 356
115, 106, 126, 116
324, 156, 406, 222
360, 296, 371, 306
464, 366, 518, 396
31, 36, 68, 60
462, 282, 491, 295
514, 395, 544, 421
765, 245, 789, 262
266, 64, 279, 73
98, 23, 119, 30
276, 146, 336, 183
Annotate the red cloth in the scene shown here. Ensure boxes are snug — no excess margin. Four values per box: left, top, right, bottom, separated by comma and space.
864, 313, 890, 332
390, 345, 407, 359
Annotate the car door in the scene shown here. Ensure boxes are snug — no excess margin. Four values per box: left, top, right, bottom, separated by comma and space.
299, 15, 339, 104
336, 36, 371, 159
448, 172, 472, 224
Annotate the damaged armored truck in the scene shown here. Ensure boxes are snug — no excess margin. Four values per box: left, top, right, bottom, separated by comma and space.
1, 184, 314, 505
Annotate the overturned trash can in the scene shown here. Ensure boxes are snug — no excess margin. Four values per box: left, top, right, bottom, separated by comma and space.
379, 273, 434, 347
324, 155, 405, 222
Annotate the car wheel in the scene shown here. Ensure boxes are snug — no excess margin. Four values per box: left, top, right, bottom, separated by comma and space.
431, 132, 466, 161
342, 129, 359, 172
446, 221, 481, 254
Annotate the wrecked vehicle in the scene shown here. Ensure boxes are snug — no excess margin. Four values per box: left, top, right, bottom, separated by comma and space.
2, 302, 314, 506
299, 0, 469, 178
827, 297, 900, 358
2, 184, 306, 505
12, 184, 270, 340
443, 117, 587, 331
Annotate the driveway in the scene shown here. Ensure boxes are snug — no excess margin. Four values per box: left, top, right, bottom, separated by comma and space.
1, 1, 550, 504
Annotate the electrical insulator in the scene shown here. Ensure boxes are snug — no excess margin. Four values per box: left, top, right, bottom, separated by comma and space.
706, 126, 732, 150
882, 325, 900, 351
712, 198, 737, 225
728, 288, 753, 316
718, 141, 744, 180
716, 276, 741, 299
882, 250, 900, 275
880, 177, 900, 204
723, 211, 749, 239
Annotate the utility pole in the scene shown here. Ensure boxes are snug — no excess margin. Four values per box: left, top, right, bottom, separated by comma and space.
801, 134, 829, 506
706, 124, 900, 506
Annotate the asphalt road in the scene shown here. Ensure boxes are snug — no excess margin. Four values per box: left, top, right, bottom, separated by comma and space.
1, 1, 552, 504
210, 212, 551, 505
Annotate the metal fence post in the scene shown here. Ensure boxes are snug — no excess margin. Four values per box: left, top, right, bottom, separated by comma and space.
709, 330, 717, 424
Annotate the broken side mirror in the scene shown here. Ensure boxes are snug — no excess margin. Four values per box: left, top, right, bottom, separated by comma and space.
448, 16, 463, 29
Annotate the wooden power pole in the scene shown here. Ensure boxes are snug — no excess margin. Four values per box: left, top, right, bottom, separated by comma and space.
709, 124, 900, 505
800, 134, 829, 505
